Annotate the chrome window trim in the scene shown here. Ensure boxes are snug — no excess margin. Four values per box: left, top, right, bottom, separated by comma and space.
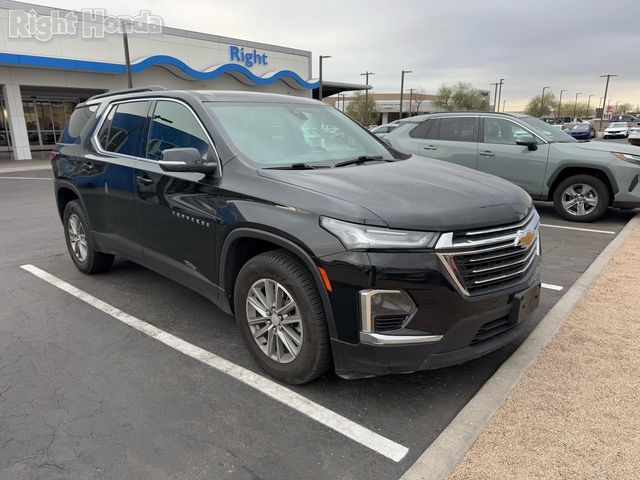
90, 97, 222, 175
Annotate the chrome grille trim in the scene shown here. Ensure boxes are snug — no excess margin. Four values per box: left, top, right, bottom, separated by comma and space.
436, 211, 540, 296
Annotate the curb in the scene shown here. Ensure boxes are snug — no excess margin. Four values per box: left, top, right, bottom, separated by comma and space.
0, 163, 51, 174
401, 212, 640, 480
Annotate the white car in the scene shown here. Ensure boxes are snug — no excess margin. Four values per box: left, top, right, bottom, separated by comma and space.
370, 123, 398, 139
603, 122, 630, 139
628, 126, 640, 146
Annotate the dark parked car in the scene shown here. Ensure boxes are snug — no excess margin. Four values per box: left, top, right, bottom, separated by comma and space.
52, 87, 541, 384
567, 123, 596, 140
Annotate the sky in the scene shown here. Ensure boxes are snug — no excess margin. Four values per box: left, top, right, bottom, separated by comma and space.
40, 0, 640, 111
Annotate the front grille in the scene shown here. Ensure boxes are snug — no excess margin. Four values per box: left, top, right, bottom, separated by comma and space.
470, 315, 513, 345
436, 211, 540, 296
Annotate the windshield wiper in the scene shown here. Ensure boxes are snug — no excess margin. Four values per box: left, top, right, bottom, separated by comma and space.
267, 162, 330, 170
333, 155, 392, 168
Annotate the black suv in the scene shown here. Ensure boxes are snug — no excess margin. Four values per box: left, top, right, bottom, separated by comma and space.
53, 87, 541, 384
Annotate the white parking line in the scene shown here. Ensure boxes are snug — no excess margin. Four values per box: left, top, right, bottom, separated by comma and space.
20, 264, 409, 463
0, 176, 52, 180
540, 223, 616, 235
541, 283, 564, 291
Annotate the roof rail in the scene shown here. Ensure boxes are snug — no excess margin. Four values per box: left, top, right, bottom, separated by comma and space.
88, 85, 167, 101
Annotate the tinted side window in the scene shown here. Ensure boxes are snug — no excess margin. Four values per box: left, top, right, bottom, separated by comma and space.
437, 117, 477, 142
409, 119, 437, 139
484, 118, 535, 145
62, 105, 98, 144
146, 101, 209, 161
97, 101, 150, 156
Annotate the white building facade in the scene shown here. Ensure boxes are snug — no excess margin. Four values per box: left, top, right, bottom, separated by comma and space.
0, 0, 317, 160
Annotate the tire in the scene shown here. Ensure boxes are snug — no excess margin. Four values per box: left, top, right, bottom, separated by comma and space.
233, 249, 331, 384
603, 135, 609, 139
552, 175, 609, 222
63, 200, 114, 274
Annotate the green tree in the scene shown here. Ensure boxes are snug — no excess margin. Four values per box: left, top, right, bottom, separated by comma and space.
525, 92, 558, 117
345, 92, 379, 125
619, 103, 633, 114
434, 82, 489, 112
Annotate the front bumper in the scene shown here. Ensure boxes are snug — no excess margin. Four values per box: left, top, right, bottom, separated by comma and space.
318, 244, 541, 379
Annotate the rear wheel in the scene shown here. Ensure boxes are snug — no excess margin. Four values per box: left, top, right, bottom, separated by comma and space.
63, 201, 114, 273
552, 175, 609, 222
233, 250, 331, 384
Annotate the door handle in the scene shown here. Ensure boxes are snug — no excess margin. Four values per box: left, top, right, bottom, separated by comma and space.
479, 151, 495, 157
423, 145, 438, 150
83, 162, 95, 171
136, 175, 154, 186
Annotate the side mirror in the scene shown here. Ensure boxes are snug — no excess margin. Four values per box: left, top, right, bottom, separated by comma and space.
515, 134, 538, 151
159, 147, 218, 176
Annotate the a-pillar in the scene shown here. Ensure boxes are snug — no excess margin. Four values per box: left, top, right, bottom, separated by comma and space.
2, 84, 31, 160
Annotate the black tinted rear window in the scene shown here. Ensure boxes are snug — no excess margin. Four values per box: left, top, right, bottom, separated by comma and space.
61, 105, 98, 144
97, 101, 151, 156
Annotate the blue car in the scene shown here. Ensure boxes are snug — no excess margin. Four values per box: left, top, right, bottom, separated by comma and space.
567, 123, 596, 140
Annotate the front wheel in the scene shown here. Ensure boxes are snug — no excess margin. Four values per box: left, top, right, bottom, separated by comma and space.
233, 250, 331, 384
552, 175, 609, 222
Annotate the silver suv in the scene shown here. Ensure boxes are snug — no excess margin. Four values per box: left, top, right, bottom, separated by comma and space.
386, 112, 640, 221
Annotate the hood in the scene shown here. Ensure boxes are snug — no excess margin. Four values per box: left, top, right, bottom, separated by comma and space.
605, 125, 627, 131
258, 157, 532, 231
571, 141, 638, 155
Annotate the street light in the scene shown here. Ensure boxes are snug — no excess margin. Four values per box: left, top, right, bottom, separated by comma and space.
599, 74, 618, 129
490, 82, 499, 112
615, 100, 620, 115
540, 86, 550, 117
497, 78, 504, 112
360, 71, 375, 124
407, 88, 416, 116
573, 92, 582, 119
318, 55, 331, 101
586, 94, 594, 118
399, 70, 412, 119
557, 89, 566, 119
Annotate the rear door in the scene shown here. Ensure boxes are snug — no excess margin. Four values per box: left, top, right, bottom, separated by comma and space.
420, 116, 479, 169
477, 116, 550, 196
134, 99, 221, 291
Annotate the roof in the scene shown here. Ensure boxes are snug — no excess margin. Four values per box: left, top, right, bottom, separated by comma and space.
400, 111, 528, 123
84, 87, 323, 106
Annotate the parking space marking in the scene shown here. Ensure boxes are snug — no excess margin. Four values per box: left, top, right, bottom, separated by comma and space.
0, 176, 52, 180
541, 283, 564, 291
20, 264, 409, 463
540, 223, 616, 235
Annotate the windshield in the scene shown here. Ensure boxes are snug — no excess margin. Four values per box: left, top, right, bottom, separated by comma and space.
518, 115, 576, 143
206, 102, 393, 167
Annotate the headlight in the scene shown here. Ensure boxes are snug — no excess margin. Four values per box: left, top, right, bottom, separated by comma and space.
613, 152, 640, 165
320, 217, 439, 250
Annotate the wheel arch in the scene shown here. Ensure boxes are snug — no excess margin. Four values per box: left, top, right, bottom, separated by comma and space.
219, 228, 337, 337
55, 181, 84, 221
546, 165, 617, 205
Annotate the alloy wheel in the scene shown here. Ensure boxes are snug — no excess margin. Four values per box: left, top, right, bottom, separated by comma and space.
245, 278, 303, 364
561, 183, 598, 217
67, 213, 88, 262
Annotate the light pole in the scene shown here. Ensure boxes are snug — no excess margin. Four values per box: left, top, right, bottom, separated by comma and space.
399, 70, 412, 119
490, 82, 499, 112
586, 95, 594, 118
502, 99, 506, 112
599, 74, 618, 129
540, 86, 550, 117
407, 88, 416, 116
360, 71, 375, 124
496, 78, 504, 112
557, 89, 566, 119
615, 100, 620, 115
573, 92, 582, 119
318, 55, 331, 102
121, 20, 133, 88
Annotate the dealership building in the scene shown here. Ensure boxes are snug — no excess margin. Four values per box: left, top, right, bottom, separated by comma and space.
0, 0, 361, 160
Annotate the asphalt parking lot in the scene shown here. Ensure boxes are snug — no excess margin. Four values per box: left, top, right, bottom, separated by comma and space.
0, 168, 636, 480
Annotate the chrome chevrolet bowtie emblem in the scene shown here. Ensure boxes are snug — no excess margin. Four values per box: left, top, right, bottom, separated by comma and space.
514, 229, 536, 249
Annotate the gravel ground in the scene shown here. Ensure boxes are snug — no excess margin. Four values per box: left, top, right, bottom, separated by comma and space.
447, 220, 640, 480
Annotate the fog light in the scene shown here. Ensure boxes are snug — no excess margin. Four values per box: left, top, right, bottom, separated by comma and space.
360, 290, 416, 333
